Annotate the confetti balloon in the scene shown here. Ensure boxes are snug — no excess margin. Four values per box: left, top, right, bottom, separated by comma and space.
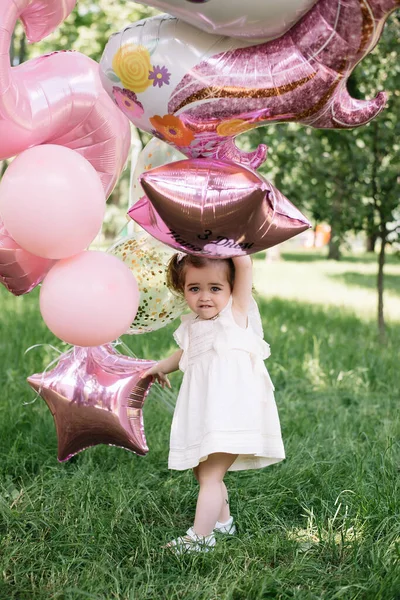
107, 232, 185, 334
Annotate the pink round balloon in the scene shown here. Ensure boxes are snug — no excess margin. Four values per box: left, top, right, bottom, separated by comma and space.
0, 145, 106, 259
40, 252, 139, 347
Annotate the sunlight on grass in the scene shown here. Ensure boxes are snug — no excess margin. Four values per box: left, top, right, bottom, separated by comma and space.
287, 499, 364, 553
253, 252, 400, 322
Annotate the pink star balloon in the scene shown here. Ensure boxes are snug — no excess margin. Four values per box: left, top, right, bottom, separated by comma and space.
128, 159, 311, 256
27, 345, 156, 462
0, 219, 55, 296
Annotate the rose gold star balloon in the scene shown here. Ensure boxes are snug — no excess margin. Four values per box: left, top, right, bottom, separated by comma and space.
27, 344, 156, 461
128, 158, 311, 256
0, 218, 55, 296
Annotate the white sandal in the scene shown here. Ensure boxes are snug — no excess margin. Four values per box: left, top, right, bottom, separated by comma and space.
164, 527, 216, 554
214, 516, 236, 535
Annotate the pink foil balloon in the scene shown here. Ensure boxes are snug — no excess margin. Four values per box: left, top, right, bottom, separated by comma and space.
40, 252, 140, 347
27, 344, 155, 461
101, 0, 398, 169
0, 0, 130, 197
128, 159, 311, 256
138, 0, 318, 41
0, 146, 106, 259
0, 218, 55, 296
2, 0, 77, 44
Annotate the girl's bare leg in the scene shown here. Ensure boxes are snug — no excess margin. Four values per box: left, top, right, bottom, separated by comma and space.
193, 466, 231, 523
192, 453, 238, 536
219, 481, 231, 523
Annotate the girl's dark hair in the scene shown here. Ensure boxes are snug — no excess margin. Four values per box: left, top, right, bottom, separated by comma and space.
166, 254, 235, 297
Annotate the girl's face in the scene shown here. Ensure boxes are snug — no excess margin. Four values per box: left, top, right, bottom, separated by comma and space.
183, 263, 231, 319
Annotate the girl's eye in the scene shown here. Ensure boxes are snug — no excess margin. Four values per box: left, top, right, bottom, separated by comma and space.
211, 287, 221, 292
189, 286, 199, 292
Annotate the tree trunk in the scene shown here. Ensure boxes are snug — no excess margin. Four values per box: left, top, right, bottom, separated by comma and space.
365, 201, 378, 253
328, 191, 342, 260
366, 233, 377, 253
328, 233, 341, 260
377, 225, 386, 343
371, 120, 386, 343
313, 221, 318, 248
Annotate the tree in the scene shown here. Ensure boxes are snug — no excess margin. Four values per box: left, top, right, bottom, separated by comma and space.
350, 17, 400, 340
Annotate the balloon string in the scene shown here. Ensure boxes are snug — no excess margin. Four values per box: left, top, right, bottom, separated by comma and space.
24, 340, 176, 412
112, 338, 137, 358
24, 343, 66, 356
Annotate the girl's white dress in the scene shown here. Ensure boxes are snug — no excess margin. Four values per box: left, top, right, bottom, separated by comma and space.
169, 296, 285, 472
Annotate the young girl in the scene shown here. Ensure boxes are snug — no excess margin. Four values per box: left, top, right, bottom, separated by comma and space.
142, 253, 285, 553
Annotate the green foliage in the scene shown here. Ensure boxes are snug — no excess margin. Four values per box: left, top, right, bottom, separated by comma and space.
29, 1, 159, 62
1, 255, 399, 599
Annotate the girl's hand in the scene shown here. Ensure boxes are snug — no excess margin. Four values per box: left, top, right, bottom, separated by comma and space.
140, 365, 171, 389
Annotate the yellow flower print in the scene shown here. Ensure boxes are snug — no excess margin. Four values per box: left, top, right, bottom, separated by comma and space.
112, 44, 152, 93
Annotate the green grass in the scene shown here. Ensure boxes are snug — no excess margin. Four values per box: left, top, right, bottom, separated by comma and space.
1, 253, 399, 600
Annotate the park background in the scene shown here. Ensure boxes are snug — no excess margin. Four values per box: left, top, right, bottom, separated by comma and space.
0, 2, 399, 599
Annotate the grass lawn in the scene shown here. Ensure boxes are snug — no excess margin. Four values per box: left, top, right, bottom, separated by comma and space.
0, 251, 399, 600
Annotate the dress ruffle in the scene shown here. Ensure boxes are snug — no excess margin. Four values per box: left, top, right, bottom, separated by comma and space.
174, 297, 272, 384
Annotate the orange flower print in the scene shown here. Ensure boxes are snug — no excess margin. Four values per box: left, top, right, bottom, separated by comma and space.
112, 44, 152, 93
216, 118, 255, 137
149, 115, 195, 147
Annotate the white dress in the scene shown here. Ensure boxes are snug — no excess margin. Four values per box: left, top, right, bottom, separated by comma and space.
168, 296, 285, 472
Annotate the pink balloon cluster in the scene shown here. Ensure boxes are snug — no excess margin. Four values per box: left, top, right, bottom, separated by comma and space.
100, 0, 399, 254
0, 0, 139, 347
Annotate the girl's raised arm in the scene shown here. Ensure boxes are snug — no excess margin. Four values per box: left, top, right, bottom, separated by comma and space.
231, 256, 253, 315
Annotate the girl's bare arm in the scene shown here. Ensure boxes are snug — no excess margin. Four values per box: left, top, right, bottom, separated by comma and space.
231, 255, 253, 316
140, 350, 183, 388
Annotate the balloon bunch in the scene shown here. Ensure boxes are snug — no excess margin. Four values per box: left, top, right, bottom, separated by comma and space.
0, 1, 172, 459
100, 0, 399, 255
1, 0, 397, 461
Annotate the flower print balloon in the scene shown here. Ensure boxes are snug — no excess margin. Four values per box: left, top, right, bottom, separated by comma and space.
101, 0, 399, 170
